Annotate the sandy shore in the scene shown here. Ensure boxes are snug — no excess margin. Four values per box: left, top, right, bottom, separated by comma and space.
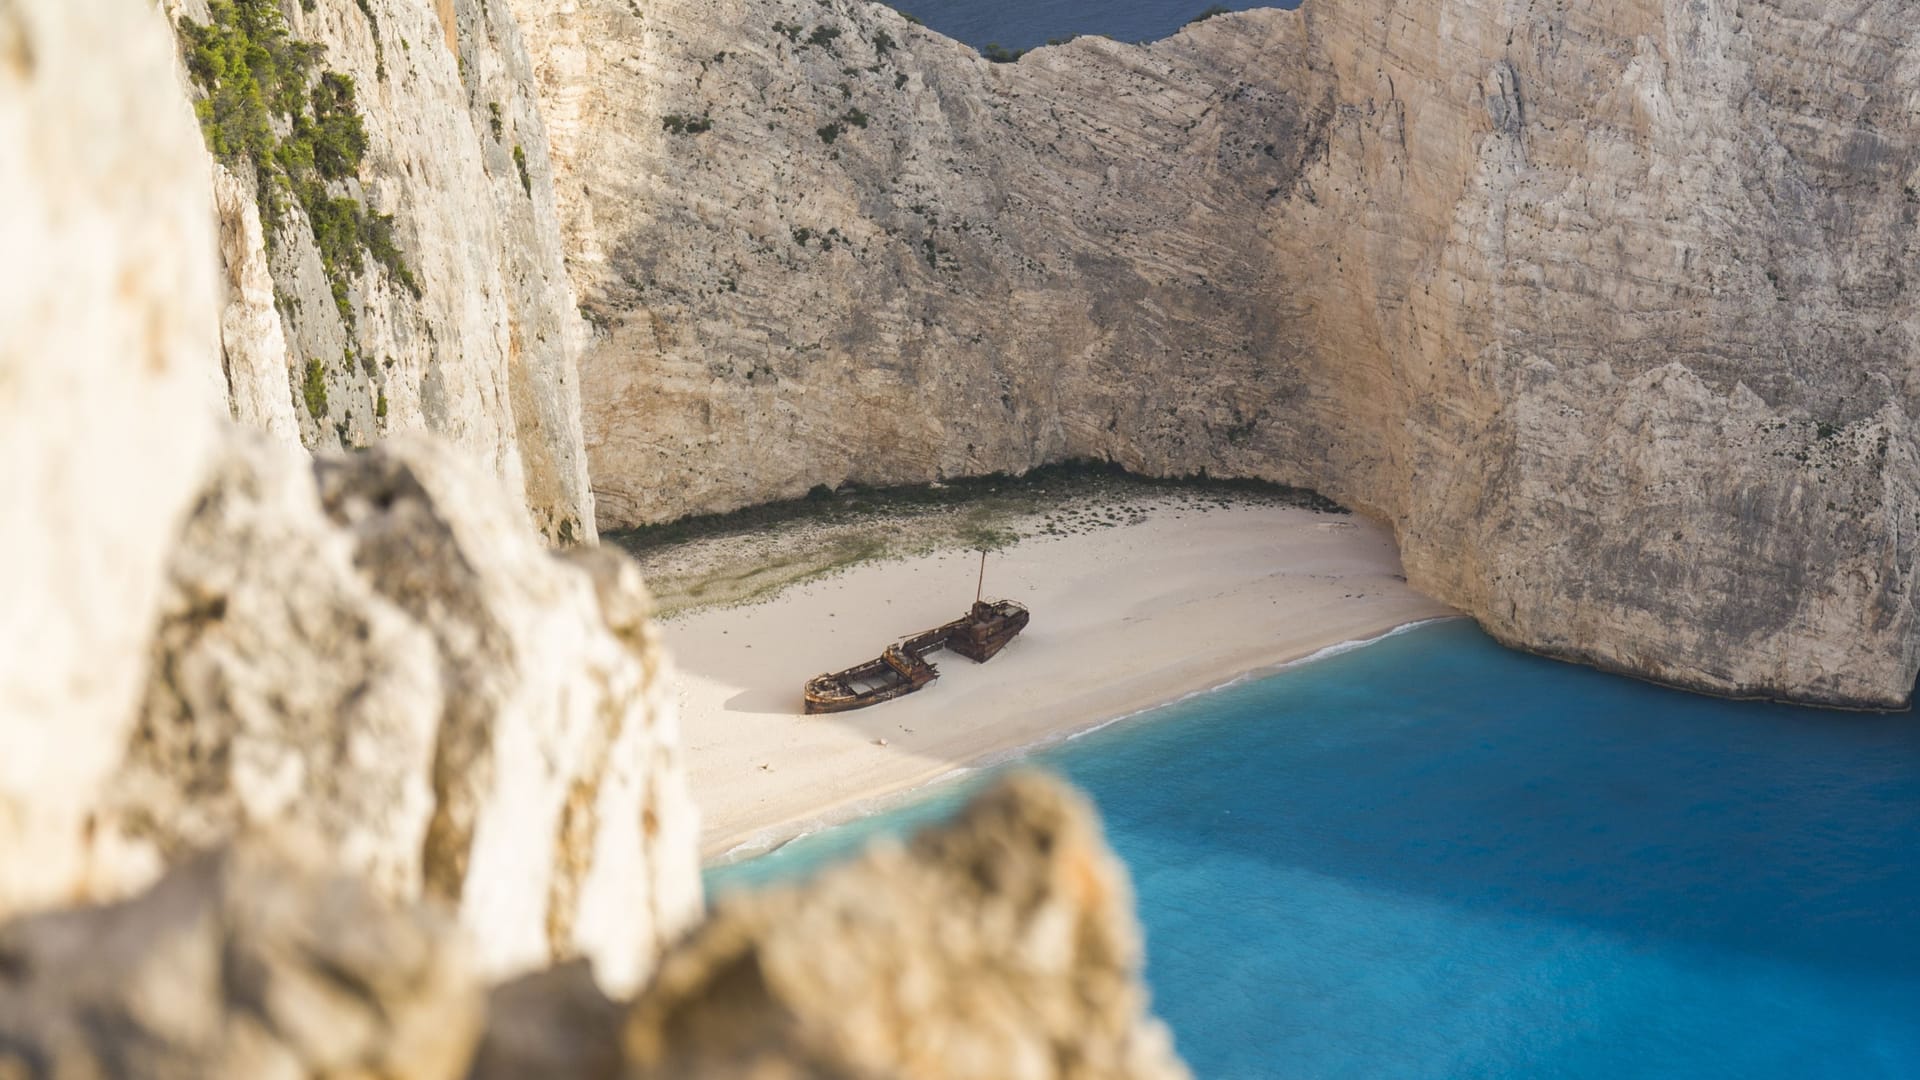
662, 501, 1454, 862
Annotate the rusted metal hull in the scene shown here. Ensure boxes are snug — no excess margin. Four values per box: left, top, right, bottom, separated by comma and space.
803, 600, 1030, 714
945, 600, 1030, 663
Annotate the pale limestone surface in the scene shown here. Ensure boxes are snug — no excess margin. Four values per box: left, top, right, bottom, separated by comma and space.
171, 0, 597, 543
211, 162, 303, 445
516, 0, 1920, 708
0, 0, 222, 916
115, 432, 703, 994
117, 432, 443, 905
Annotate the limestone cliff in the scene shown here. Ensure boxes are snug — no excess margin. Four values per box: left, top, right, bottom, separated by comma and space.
516, 0, 1920, 709
3, 1, 1185, 1068
169, 0, 597, 544
2, 0, 701, 991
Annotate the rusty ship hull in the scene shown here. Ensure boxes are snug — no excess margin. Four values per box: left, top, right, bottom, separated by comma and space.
803, 600, 1030, 714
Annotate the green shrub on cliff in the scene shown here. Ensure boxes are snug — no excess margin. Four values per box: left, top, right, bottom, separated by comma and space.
661, 114, 714, 135
180, 0, 419, 319
179, 0, 318, 164
302, 358, 329, 420
513, 144, 532, 196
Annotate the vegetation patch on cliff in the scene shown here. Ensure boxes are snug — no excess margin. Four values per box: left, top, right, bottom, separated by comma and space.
179, 0, 420, 324
301, 357, 329, 419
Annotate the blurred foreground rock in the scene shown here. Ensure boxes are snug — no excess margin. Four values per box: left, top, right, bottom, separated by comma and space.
0, 836, 481, 1080
0, 0, 222, 916
467, 962, 626, 1080
0, 775, 1188, 1079
111, 430, 702, 994
624, 772, 1190, 1080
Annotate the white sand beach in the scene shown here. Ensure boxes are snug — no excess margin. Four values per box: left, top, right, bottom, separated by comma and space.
662, 501, 1455, 861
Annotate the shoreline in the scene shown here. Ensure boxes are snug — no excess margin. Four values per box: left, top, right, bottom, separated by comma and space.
711, 614, 1459, 865
659, 499, 1457, 863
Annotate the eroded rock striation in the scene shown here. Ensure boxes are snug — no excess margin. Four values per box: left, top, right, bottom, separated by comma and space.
2, 0, 703, 990
516, 0, 1920, 708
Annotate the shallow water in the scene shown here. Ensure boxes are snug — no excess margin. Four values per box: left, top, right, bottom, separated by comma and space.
708, 620, 1920, 1079
883, 0, 1295, 54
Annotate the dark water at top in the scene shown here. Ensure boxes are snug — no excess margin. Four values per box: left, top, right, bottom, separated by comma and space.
883, 0, 1297, 54
711, 621, 1920, 1079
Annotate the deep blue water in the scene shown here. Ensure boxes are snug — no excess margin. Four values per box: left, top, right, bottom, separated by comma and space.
884, 0, 1296, 54
709, 620, 1920, 1079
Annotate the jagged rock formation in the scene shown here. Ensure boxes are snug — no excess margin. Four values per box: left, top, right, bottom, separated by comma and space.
2, 776, 1189, 1080
515, 0, 1920, 708
115, 431, 703, 993
623, 772, 1189, 1080
0, 0, 224, 916
1, 0, 700, 987
118, 433, 441, 906
0, 838, 482, 1080
213, 162, 305, 444
169, 0, 597, 544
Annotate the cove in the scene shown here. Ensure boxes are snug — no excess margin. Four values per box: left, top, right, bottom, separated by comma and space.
709, 620, 1920, 1078
885, 0, 1296, 55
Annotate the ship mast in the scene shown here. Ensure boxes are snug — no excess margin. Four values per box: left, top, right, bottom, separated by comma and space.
975, 548, 987, 604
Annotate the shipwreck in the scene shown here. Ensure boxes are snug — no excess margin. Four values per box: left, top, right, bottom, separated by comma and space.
803, 553, 1030, 714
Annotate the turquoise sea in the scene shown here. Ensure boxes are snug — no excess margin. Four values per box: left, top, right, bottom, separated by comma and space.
710, 620, 1920, 1078
887, 0, 1296, 54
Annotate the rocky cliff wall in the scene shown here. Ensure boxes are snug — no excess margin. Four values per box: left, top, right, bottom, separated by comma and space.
517, 0, 1920, 708
3, 0, 700, 991
168, 0, 597, 544
3, 3, 1187, 1068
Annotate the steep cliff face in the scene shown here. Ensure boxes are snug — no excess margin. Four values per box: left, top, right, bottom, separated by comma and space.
1283, 0, 1920, 711
171, 0, 597, 543
3, 0, 702, 988
516, 0, 1920, 708
513, 0, 1298, 529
